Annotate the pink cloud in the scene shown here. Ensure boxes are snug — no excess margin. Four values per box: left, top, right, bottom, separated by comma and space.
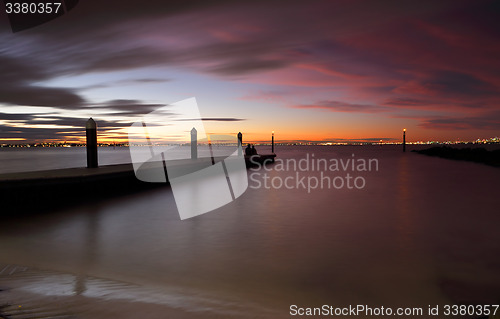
291, 100, 389, 113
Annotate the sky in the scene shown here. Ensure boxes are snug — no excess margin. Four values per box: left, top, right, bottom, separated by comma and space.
1, 0, 500, 144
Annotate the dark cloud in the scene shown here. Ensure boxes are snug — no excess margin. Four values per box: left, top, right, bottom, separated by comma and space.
0, 0, 238, 37
0, 125, 82, 141
0, 53, 87, 108
292, 100, 389, 113
399, 70, 500, 103
0, 113, 131, 128
429, 71, 497, 97
0, 114, 134, 142
1, 1, 446, 78
26, 116, 130, 129
2, 0, 497, 81
0, 113, 35, 121
2, 0, 497, 87
419, 113, 500, 131
0, 54, 48, 83
75, 48, 173, 74
85, 99, 168, 117
383, 98, 435, 108
0, 85, 86, 108
207, 58, 290, 76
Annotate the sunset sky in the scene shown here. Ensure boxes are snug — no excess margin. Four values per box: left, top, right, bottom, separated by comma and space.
1, 0, 500, 143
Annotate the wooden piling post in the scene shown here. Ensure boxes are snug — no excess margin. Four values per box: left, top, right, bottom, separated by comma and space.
272, 131, 275, 153
191, 127, 197, 159
86, 118, 98, 168
403, 128, 406, 152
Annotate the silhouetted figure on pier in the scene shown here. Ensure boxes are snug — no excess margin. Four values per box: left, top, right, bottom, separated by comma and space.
245, 144, 252, 156
251, 145, 258, 155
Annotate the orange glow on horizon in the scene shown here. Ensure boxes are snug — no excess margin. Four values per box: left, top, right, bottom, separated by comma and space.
4, 122, 494, 145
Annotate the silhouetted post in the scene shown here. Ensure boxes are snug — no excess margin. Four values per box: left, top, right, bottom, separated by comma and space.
86, 118, 98, 168
191, 127, 197, 159
272, 131, 275, 153
208, 135, 215, 165
403, 128, 406, 152
237, 132, 242, 156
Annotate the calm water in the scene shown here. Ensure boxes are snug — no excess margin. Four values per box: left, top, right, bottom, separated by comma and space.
0, 147, 132, 174
1, 146, 500, 318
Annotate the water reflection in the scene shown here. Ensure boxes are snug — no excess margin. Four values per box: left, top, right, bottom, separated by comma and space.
396, 154, 413, 249
74, 210, 99, 295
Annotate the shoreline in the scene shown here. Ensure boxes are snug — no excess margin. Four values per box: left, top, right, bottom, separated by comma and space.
0, 262, 279, 319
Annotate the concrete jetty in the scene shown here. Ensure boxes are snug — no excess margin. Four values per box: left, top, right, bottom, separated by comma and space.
0, 154, 276, 215
0, 120, 276, 215
0, 154, 276, 186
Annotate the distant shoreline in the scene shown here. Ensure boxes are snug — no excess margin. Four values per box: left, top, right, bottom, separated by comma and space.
413, 146, 500, 168
2, 142, 500, 148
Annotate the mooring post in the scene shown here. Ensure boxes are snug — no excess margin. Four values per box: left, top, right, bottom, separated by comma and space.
191, 127, 197, 159
403, 128, 406, 153
237, 132, 242, 156
86, 118, 98, 168
272, 131, 275, 153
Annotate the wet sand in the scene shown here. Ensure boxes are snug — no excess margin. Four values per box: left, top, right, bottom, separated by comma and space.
0, 263, 278, 319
